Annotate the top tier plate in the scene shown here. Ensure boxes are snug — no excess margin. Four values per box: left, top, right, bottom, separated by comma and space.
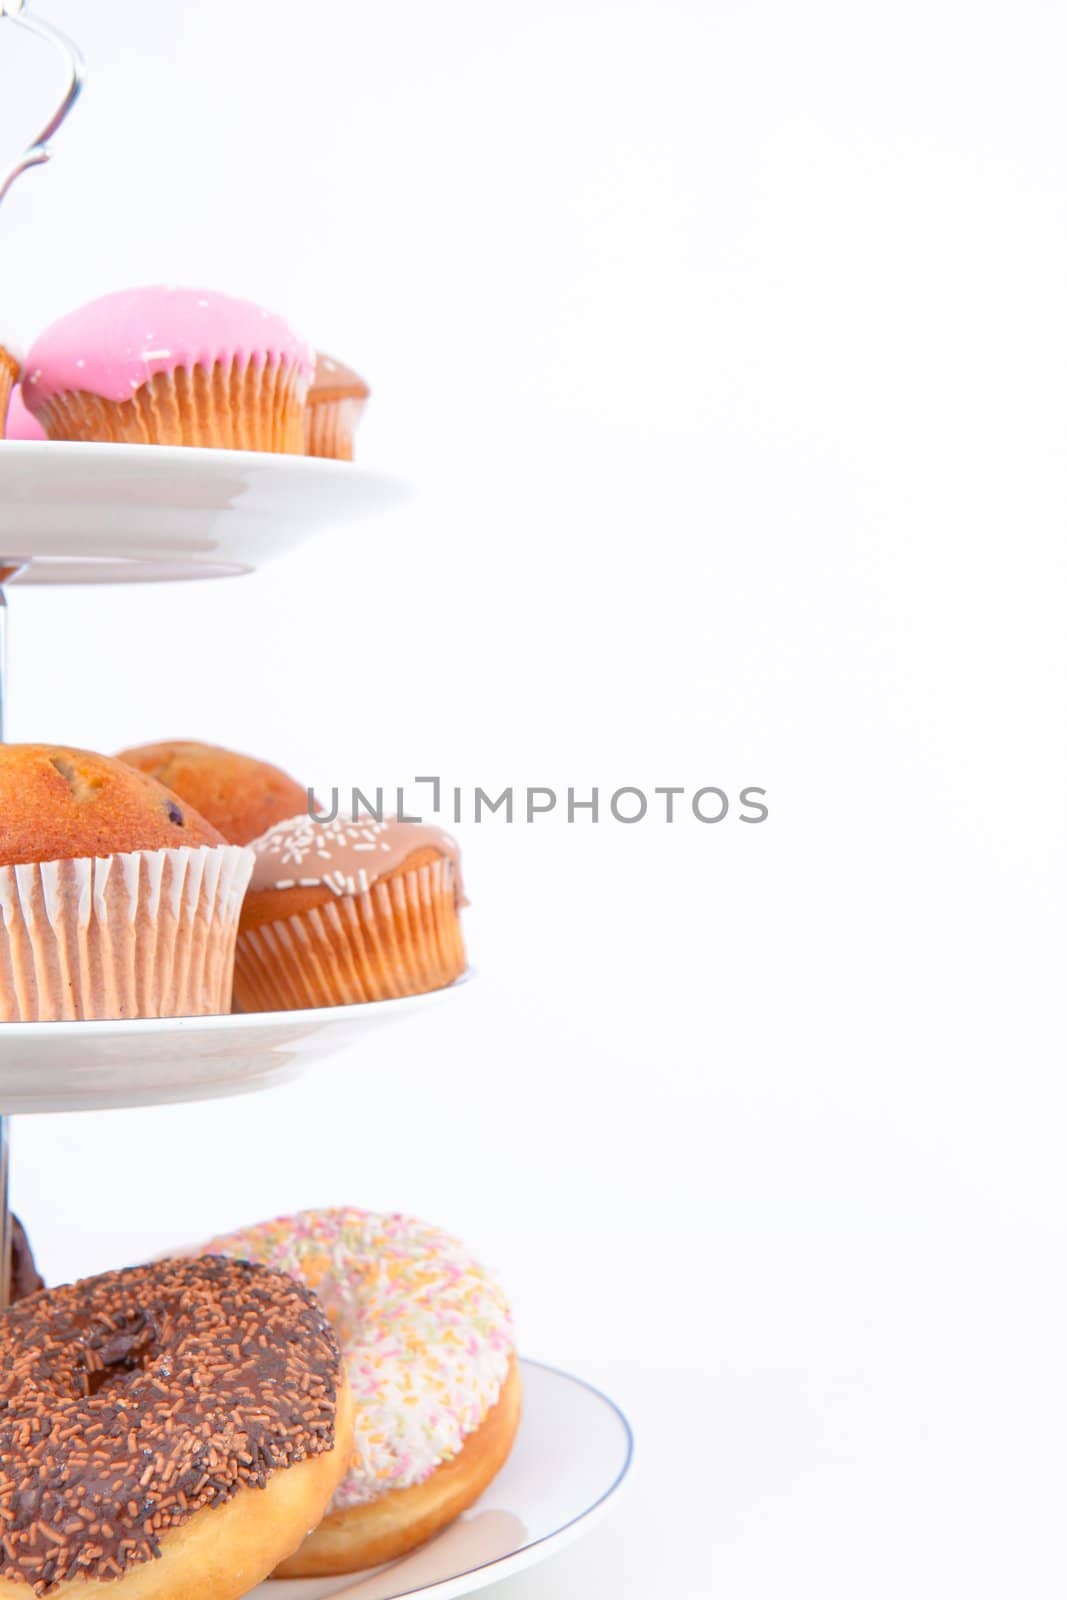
0, 441, 405, 583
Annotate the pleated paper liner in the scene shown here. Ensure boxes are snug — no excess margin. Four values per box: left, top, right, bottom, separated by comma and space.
303, 395, 366, 461
32, 356, 307, 451
0, 348, 17, 433
234, 856, 466, 1011
0, 844, 253, 1021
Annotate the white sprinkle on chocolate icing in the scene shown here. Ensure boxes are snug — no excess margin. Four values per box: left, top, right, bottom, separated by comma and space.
249, 815, 466, 903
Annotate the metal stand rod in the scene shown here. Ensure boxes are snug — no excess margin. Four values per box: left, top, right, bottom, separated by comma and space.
0, 1120, 9, 1309
0, 0, 88, 1310
0, 588, 9, 1306
0, 583, 7, 741
0, 1, 85, 207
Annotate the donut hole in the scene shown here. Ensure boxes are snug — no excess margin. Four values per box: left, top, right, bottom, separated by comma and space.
80, 1317, 158, 1397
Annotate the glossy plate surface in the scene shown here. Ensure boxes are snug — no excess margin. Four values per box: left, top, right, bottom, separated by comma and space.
263, 1359, 632, 1600
0, 441, 406, 583
0, 976, 470, 1114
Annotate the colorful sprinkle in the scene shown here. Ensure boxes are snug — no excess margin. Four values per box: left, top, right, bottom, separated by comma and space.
194, 1208, 514, 1508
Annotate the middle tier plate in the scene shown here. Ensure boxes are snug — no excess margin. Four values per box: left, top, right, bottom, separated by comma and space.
0, 976, 471, 1114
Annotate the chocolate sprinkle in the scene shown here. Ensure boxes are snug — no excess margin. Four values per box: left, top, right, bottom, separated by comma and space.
0, 1256, 342, 1594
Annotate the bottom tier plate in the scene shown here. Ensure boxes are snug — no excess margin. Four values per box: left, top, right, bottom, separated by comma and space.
263, 1360, 632, 1600
0, 976, 471, 1114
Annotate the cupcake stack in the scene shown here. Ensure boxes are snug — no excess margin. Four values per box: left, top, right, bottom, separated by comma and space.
0, 287, 463, 1020
0, 739, 466, 1022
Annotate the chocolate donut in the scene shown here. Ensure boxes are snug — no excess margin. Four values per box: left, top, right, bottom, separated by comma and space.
0, 1256, 354, 1598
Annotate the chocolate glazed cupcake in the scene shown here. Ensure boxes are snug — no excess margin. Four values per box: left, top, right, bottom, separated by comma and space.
234, 817, 467, 1011
303, 351, 369, 461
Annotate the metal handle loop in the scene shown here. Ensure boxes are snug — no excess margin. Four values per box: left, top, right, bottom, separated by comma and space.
0, 1, 85, 207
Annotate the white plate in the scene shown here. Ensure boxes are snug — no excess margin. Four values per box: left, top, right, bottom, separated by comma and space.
0, 441, 406, 584
0, 975, 471, 1114
262, 1359, 632, 1600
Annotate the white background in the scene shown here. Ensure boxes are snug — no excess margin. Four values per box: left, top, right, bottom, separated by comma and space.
2, 2, 1067, 1595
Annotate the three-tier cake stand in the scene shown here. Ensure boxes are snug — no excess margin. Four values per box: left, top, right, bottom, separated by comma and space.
0, 8, 632, 1597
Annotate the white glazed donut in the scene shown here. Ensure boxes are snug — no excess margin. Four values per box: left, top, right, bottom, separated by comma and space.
193, 1207, 520, 1575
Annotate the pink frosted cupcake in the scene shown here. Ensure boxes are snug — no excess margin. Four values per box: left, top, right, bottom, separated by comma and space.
22, 287, 313, 452
4, 388, 45, 441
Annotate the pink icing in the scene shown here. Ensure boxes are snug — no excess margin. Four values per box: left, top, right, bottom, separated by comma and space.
3, 390, 45, 440
22, 287, 314, 410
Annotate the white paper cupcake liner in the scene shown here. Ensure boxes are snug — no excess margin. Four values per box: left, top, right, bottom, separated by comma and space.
37, 356, 308, 451
0, 844, 253, 1021
234, 857, 466, 1012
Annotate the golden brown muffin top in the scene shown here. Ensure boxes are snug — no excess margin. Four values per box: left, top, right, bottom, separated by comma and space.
116, 739, 308, 847
307, 351, 370, 405
0, 744, 224, 867
0, 347, 17, 381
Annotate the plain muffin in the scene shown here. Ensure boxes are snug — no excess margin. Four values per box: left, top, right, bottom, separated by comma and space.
0, 745, 251, 1021
117, 739, 308, 846
0, 744, 223, 864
